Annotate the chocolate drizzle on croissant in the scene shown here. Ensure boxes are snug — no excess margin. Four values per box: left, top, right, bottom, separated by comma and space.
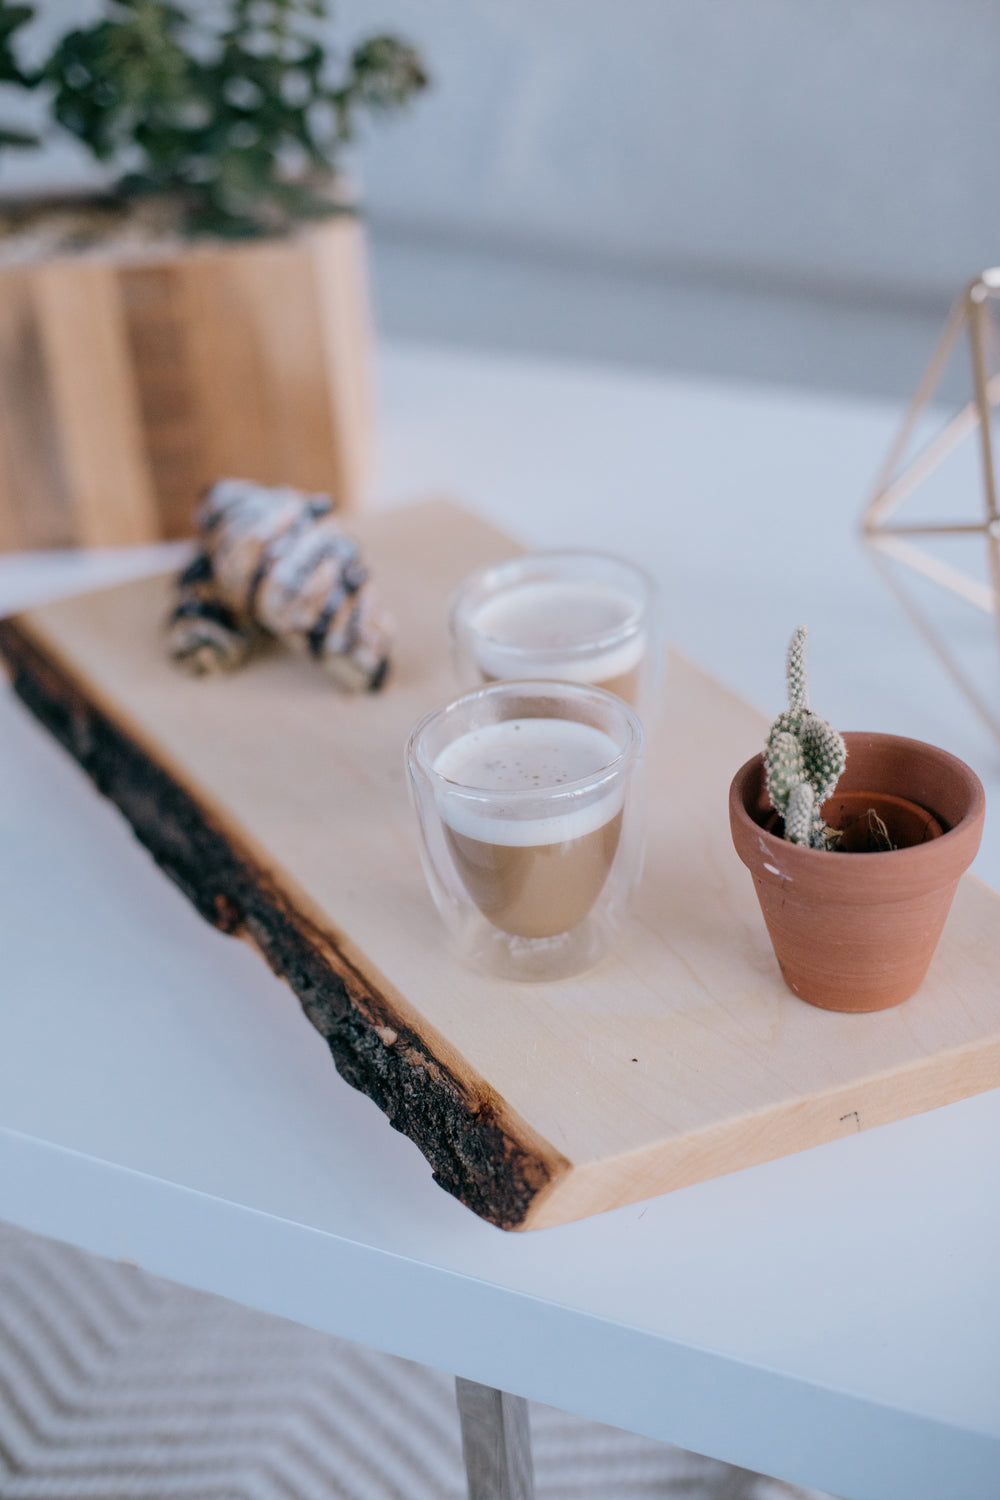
166, 480, 393, 690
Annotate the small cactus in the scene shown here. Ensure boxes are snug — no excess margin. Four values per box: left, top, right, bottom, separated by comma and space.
786, 625, 809, 714
783, 780, 816, 846
764, 626, 846, 849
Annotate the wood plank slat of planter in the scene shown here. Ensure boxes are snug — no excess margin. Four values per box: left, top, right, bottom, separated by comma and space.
33, 259, 162, 547
311, 214, 375, 512
2, 497, 1000, 1230
0, 265, 76, 550
117, 262, 208, 541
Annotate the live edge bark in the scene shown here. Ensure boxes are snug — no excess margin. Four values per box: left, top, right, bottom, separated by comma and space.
0, 620, 557, 1230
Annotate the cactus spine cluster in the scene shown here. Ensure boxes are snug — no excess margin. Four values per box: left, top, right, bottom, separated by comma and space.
764, 626, 847, 850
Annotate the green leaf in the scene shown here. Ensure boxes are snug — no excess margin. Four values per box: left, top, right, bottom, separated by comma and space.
0, 124, 37, 147
0, 0, 36, 87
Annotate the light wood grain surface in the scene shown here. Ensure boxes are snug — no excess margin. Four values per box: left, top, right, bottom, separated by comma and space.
7, 499, 1000, 1229
0, 218, 372, 551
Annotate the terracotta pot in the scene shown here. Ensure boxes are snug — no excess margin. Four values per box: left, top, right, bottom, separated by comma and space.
729, 732, 985, 1012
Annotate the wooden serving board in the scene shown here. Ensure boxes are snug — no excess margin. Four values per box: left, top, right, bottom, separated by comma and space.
3, 499, 1000, 1231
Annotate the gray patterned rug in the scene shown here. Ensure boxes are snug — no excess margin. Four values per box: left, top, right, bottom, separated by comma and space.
0, 1222, 835, 1500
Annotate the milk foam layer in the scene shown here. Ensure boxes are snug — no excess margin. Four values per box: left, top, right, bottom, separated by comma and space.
433, 718, 624, 846
469, 581, 645, 683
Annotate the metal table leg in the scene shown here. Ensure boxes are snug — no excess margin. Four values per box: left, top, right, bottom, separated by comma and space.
455, 1377, 536, 1500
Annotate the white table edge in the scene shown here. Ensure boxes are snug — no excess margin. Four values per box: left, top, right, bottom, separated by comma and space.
3, 1123, 997, 1500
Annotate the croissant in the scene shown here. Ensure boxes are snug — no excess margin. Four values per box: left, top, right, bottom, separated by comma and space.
166, 480, 393, 690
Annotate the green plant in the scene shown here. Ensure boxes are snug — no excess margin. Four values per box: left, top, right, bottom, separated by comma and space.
764, 625, 847, 849
0, 0, 428, 237
0, 3, 36, 147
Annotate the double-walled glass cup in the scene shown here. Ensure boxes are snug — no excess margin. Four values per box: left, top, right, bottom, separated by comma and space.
448, 551, 661, 721
406, 679, 645, 981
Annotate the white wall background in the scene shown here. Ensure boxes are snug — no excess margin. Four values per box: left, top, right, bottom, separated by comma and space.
2, 1, 997, 394
336, 0, 998, 305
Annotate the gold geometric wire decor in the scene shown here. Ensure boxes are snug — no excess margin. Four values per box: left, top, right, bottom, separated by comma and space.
862, 267, 1000, 627
863, 538, 1000, 745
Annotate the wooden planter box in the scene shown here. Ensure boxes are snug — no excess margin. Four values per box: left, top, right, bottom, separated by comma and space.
0, 216, 373, 551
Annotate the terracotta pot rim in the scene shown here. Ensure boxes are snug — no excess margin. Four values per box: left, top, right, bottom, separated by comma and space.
731, 730, 985, 862
748, 804, 958, 862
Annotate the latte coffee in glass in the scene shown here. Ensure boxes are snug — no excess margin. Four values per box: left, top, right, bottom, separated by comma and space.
449, 552, 658, 717
433, 717, 624, 939
406, 680, 644, 980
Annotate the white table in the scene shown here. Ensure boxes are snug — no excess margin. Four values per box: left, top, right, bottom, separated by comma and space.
2, 343, 999, 1500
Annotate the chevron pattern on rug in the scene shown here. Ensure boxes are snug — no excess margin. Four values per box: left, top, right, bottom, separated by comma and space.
0, 1223, 836, 1500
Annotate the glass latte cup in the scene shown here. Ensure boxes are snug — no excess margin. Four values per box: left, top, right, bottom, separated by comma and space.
448, 551, 660, 720
406, 680, 645, 981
